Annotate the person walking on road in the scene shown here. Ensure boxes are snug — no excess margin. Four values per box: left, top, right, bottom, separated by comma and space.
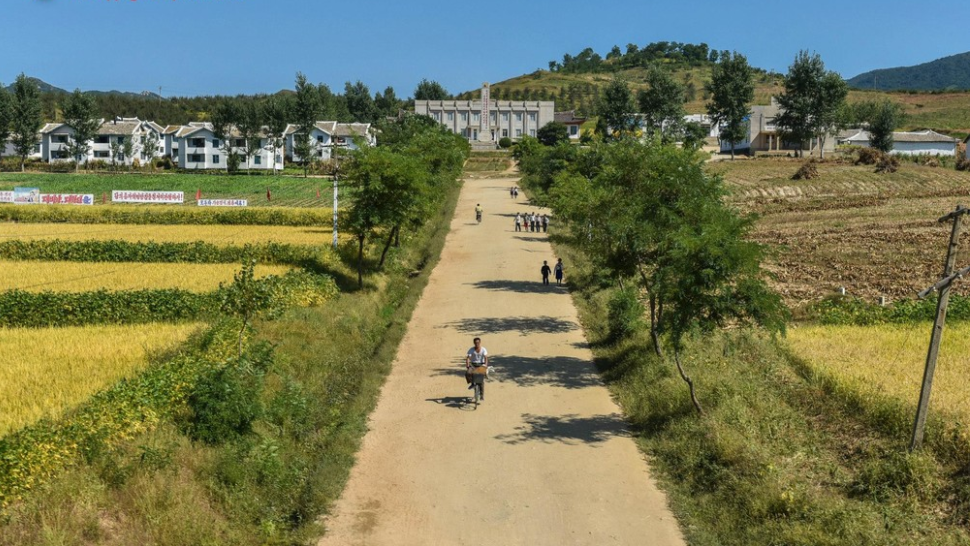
541, 260, 552, 286
513, 187, 519, 199
542, 214, 549, 233
554, 258, 564, 285
514, 212, 522, 232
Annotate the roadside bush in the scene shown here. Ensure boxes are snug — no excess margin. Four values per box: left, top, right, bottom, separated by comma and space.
183, 353, 269, 445
791, 158, 819, 180
0, 239, 317, 266
956, 157, 970, 171
607, 288, 644, 341
0, 288, 216, 328
498, 137, 513, 149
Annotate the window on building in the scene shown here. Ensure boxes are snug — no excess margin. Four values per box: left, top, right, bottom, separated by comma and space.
447, 112, 454, 121
213, 154, 220, 164
117, 136, 126, 144
516, 113, 522, 122
191, 138, 205, 148
472, 113, 480, 123
212, 139, 221, 148
502, 129, 508, 138
235, 139, 245, 147
94, 151, 109, 158
188, 153, 203, 163
490, 114, 496, 124
433, 112, 441, 121
95, 136, 108, 144
529, 113, 537, 122
515, 129, 522, 137
502, 113, 509, 122
254, 155, 261, 165
317, 135, 324, 143
530, 129, 536, 137
460, 112, 467, 122
570, 125, 579, 136
54, 135, 68, 143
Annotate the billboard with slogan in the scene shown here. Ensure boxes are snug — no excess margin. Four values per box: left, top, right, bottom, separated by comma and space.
13, 187, 40, 204
112, 191, 184, 204
198, 199, 248, 207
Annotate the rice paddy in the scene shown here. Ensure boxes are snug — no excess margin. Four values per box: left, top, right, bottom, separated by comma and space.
787, 322, 970, 423
0, 260, 294, 292
0, 322, 203, 436
0, 223, 340, 246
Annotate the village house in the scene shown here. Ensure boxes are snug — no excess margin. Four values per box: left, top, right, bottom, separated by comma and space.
719, 97, 837, 156
554, 111, 586, 140
284, 122, 374, 162
842, 130, 959, 156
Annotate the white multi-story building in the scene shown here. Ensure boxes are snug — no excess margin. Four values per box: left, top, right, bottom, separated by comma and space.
284, 122, 375, 162
175, 122, 283, 170
415, 84, 555, 143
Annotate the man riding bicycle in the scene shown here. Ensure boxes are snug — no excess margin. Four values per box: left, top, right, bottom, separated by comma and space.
465, 337, 488, 401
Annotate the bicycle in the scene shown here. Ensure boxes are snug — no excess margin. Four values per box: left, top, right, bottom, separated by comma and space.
467, 365, 488, 407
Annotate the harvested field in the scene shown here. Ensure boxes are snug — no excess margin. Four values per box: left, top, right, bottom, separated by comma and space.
0, 260, 293, 292
0, 322, 202, 436
714, 160, 970, 306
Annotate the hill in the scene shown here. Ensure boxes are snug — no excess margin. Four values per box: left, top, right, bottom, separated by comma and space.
3, 76, 162, 99
848, 51, 970, 91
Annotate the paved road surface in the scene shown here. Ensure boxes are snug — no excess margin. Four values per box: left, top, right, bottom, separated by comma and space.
317, 173, 686, 546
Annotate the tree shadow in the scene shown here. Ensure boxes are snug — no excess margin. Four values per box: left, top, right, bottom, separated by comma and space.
429, 354, 599, 390
511, 235, 549, 243
444, 316, 579, 335
494, 413, 629, 445
425, 396, 474, 410
467, 280, 560, 294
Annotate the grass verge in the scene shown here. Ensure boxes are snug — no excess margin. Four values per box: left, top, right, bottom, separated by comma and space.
550, 232, 970, 546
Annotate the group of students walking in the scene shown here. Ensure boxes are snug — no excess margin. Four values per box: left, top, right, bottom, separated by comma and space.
515, 212, 548, 233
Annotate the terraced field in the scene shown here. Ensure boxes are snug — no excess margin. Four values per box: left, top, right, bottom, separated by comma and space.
0, 223, 339, 245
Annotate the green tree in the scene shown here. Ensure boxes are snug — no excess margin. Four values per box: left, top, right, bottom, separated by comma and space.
537, 121, 569, 146
375, 86, 401, 119
706, 51, 754, 159
0, 86, 12, 156
61, 89, 100, 172
413, 79, 450, 101
345, 81, 376, 123
210, 98, 240, 173
293, 73, 320, 177
10, 74, 43, 172
220, 259, 275, 357
235, 100, 263, 173
637, 67, 686, 141
262, 95, 290, 175
774, 51, 847, 158
597, 76, 636, 139
142, 131, 160, 171
863, 100, 903, 154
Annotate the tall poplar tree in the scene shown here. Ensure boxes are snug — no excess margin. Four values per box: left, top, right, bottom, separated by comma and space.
774, 51, 847, 158
706, 51, 754, 159
10, 74, 42, 172
0, 86, 12, 157
597, 76, 635, 139
637, 67, 686, 141
293, 72, 320, 177
61, 89, 100, 172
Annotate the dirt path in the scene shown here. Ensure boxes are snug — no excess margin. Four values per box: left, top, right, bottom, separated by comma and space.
318, 175, 686, 546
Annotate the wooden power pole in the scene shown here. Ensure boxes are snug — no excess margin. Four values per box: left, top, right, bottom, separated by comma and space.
910, 205, 968, 451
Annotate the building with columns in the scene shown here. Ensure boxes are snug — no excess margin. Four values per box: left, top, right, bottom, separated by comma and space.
415, 83, 554, 147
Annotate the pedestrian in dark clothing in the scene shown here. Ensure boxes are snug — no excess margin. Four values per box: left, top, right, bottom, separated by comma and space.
513, 187, 519, 199
541, 260, 552, 286
542, 214, 549, 233
554, 258, 564, 285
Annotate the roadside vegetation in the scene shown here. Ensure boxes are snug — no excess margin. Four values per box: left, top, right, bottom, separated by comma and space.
518, 129, 970, 544
0, 115, 468, 545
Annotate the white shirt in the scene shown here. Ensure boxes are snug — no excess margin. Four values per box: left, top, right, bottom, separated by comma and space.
467, 346, 488, 365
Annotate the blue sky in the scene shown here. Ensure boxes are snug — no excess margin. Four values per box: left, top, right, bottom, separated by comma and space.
4, 0, 967, 98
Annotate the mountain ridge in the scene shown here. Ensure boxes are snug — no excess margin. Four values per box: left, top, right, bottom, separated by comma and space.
848, 52, 970, 91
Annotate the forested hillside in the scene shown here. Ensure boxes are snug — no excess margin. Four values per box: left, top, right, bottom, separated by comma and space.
848, 51, 970, 91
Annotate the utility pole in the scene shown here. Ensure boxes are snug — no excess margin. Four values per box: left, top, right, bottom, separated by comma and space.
910, 204, 969, 451
332, 146, 339, 249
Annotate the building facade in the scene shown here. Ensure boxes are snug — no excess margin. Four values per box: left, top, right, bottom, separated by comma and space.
415, 85, 555, 143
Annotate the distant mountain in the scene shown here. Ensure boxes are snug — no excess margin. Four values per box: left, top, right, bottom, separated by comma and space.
3, 76, 162, 99
848, 52, 970, 91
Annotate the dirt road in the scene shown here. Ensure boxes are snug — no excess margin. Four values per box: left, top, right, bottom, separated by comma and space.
318, 174, 686, 546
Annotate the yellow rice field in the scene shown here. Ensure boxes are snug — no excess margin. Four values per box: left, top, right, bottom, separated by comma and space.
0, 261, 293, 292
787, 323, 970, 422
0, 223, 340, 246
0, 323, 203, 436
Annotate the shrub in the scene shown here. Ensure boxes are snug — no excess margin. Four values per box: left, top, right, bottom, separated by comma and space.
498, 137, 513, 149
792, 158, 819, 180
183, 347, 272, 445
956, 157, 970, 171
607, 288, 643, 340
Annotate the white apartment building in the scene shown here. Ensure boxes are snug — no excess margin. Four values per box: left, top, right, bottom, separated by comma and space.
176, 122, 283, 170
284, 122, 375, 162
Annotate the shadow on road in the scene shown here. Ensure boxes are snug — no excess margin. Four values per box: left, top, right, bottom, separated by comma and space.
495, 413, 629, 445
466, 280, 564, 294
429, 353, 599, 390
444, 315, 578, 335
425, 396, 472, 409
511, 235, 548, 243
